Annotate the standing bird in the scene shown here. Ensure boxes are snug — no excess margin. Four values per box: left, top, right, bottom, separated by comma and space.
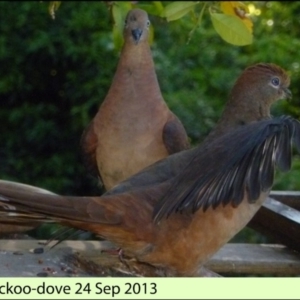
0, 8, 188, 235
0, 63, 295, 276
0, 118, 298, 276
81, 8, 189, 191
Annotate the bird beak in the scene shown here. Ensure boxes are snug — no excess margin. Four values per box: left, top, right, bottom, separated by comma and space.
283, 88, 292, 100
131, 28, 143, 44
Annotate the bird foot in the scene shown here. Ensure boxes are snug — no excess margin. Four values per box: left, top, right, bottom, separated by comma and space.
101, 248, 130, 267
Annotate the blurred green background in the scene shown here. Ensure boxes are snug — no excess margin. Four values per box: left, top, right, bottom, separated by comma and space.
0, 1, 300, 241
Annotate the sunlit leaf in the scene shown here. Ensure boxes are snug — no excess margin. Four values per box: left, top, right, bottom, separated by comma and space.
112, 2, 132, 50
112, 3, 129, 31
210, 13, 252, 46
221, 1, 249, 14
164, 1, 198, 22
220, 1, 253, 33
48, 1, 61, 20
148, 23, 154, 45
112, 26, 123, 51
152, 1, 165, 17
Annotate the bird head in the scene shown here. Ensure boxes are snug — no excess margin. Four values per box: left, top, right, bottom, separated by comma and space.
123, 9, 150, 45
231, 63, 292, 107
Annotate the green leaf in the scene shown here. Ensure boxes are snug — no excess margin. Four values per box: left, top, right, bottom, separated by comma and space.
210, 13, 253, 46
112, 2, 132, 50
112, 26, 123, 52
164, 1, 197, 22
112, 5, 122, 28
153, 1, 165, 14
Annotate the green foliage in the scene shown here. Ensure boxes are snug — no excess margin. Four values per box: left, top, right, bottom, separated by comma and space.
1, 1, 300, 242
164, 2, 198, 21
109, 1, 254, 47
0, 1, 113, 195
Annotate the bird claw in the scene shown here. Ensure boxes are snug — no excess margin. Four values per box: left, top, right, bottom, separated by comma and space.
100, 247, 127, 264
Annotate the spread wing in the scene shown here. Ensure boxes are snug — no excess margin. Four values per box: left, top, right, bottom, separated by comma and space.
153, 116, 300, 223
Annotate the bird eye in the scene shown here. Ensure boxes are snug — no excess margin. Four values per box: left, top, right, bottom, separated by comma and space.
271, 77, 280, 86
146, 20, 150, 27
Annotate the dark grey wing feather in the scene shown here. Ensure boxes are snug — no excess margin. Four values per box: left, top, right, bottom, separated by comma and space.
258, 135, 276, 192
245, 141, 267, 202
292, 121, 300, 152
275, 122, 292, 172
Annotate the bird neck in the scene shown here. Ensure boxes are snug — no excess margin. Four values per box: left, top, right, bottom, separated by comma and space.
204, 92, 271, 143
118, 41, 156, 71
105, 41, 164, 107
